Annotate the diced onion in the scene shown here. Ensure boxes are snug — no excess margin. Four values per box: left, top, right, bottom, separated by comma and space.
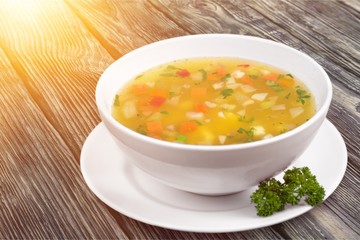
218, 135, 227, 144
123, 101, 137, 119
272, 104, 286, 111
251, 93, 268, 101
252, 126, 266, 136
237, 109, 246, 117
263, 134, 273, 139
167, 96, 180, 105
226, 83, 241, 89
221, 103, 236, 110
242, 99, 255, 107
240, 84, 256, 93
186, 111, 204, 120
231, 70, 245, 79
268, 96, 278, 103
145, 81, 155, 87
234, 92, 247, 102
166, 125, 175, 130
226, 77, 236, 84
204, 101, 217, 108
290, 107, 304, 118
261, 69, 271, 75
218, 111, 226, 118
212, 82, 224, 90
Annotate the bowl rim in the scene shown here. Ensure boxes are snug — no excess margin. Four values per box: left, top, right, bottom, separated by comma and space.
96, 34, 333, 151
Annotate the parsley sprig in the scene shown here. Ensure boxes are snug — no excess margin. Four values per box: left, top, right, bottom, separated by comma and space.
113, 94, 120, 106
251, 166, 325, 216
237, 127, 254, 136
296, 86, 311, 104
220, 88, 234, 99
266, 80, 283, 92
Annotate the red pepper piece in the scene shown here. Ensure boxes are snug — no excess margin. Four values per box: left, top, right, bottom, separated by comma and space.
176, 69, 190, 77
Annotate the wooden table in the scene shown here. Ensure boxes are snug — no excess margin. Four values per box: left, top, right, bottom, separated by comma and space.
1, 0, 359, 239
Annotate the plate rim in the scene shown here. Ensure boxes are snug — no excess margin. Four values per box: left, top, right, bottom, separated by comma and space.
80, 119, 347, 233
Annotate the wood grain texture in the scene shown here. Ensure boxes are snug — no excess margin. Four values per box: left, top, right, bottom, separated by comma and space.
0, 49, 125, 238
0, 0, 126, 239
64, 0, 189, 58
0, 0, 113, 158
0, 0, 359, 239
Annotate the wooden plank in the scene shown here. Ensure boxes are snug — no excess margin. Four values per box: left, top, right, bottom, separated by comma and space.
0, 49, 125, 238
0, 0, 128, 238
293, 0, 360, 42
340, 0, 360, 12
64, 0, 189, 58
147, 0, 359, 94
218, 0, 360, 238
149, 0, 261, 35
246, 0, 360, 93
0, 0, 114, 159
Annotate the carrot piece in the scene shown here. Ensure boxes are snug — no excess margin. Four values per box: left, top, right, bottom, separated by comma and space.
179, 120, 198, 133
207, 74, 219, 82
138, 98, 150, 105
216, 66, 226, 77
150, 96, 166, 107
132, 84, 148, 95
190, 87, 207, 99
239, 76, 254, 85
146, 121, 163, 133
277, 77, 294, 87
148, 132, 162, 140
151, 88, 168, 98
264, 73, 279, 81
194, 102, 207, 113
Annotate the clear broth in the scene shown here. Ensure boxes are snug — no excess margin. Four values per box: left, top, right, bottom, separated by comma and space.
112, 58, 315, 145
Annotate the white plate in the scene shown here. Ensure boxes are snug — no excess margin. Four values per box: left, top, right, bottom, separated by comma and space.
80, 119, 347, 233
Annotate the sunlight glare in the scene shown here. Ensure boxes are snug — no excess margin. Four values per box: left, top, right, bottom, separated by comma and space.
6, 0, 44, 12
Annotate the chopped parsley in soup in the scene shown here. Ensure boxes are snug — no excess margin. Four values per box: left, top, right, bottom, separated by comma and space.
112, 58, 315, 145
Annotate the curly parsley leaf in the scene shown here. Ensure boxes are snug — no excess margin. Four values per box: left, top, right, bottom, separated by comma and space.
250, 179, 285, 216
251, 166, 325, 217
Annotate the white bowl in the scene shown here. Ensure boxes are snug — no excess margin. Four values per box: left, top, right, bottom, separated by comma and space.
96, 34, 332, 195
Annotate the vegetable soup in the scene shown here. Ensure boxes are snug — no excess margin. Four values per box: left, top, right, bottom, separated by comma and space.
112, 58, 315, 145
